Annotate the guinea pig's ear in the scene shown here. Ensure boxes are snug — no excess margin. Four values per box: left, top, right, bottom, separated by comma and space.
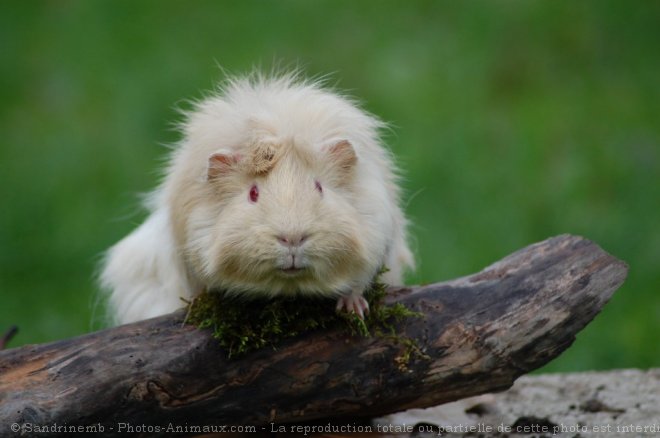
207, 151, 242, 180
326, 140, 357, 172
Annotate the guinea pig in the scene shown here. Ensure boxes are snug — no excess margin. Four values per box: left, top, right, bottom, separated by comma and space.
100, 73, 414, 325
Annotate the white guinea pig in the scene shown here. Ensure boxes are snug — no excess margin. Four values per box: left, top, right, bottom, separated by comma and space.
100, 73, 414, 325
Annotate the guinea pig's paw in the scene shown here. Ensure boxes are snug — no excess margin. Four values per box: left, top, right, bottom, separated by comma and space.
335, 292, 369, 319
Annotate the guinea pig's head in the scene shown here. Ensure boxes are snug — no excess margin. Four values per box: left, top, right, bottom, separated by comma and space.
193, 139, 373, 297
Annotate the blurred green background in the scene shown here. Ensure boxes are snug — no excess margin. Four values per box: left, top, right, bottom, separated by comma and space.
1, 1, 658, 372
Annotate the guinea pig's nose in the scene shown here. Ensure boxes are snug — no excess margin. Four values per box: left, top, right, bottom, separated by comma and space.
277, 233, 309, 248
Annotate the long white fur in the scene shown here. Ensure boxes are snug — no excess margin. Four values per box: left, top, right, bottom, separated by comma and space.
101, 73, 414, 325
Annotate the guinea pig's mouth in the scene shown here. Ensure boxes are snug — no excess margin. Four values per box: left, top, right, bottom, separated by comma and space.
279, 266, 307, 276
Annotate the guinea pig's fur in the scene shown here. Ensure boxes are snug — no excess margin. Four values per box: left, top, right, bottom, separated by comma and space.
101, 73, 414, 325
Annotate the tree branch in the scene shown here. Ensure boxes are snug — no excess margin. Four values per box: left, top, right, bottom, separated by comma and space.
0, 235, 628, 435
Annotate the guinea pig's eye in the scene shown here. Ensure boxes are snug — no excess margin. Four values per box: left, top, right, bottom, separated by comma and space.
315, 180, 323, 195
248, 184, 259, 203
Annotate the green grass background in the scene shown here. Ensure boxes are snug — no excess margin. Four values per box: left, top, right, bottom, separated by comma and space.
1, 1, 658, 372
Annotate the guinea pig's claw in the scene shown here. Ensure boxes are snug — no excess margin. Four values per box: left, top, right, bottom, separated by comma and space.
336, 294, 369, 319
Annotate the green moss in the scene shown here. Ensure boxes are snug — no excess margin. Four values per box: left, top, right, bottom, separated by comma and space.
184, 271, 426, 365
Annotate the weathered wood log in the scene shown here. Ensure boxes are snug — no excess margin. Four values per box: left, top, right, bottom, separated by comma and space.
0, 235, 627, 436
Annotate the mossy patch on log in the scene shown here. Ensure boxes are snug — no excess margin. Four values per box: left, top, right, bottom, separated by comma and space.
184, 273, 425, 365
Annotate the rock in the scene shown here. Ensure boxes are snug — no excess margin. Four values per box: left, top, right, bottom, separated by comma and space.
376, 369, 660, 437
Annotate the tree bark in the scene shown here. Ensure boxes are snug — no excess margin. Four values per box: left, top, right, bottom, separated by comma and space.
0, 235, 628, 436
